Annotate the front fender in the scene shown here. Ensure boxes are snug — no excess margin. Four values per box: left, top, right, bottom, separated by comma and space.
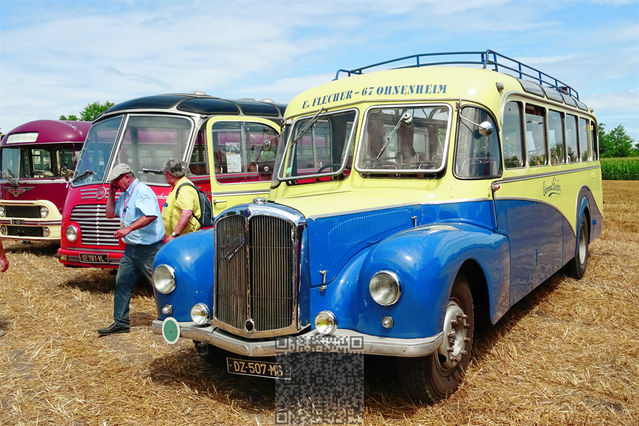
311, 223, 509, 339
153, 229, 215, 321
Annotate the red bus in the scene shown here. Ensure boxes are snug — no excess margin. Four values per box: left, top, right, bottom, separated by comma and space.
58, 93, 284, 268
0, 120, 90, 241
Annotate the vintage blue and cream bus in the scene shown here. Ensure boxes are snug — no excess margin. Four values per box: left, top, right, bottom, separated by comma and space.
151, 50, 603, 402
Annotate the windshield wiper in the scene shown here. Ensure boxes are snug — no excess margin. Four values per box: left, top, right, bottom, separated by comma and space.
376, 112, 413, 159
72, 169, 94, 183
3, 168, 16, 179
293, 108, 326, 145
141, 168, 163, 175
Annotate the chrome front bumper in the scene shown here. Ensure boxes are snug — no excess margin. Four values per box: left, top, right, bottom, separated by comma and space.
152, 319, 443, 358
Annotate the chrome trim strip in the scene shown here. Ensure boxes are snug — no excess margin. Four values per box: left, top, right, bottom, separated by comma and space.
306, 198, 491, 221
152, 320, 443, 358
496, 164, 600, 184
211, 189, 270, 197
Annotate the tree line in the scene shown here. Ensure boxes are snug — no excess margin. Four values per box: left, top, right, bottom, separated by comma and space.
598, 124, 638, 158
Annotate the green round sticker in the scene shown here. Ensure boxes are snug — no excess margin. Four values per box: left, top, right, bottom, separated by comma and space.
162, 317, 180, 344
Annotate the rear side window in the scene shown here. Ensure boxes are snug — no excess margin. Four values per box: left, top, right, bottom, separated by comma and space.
525, 104, 547, 166
502, 101, 525, 168
454, 106, 502, 179
579, 118, 591, 162
548, 110, 565, 165
565, 114, 579, 163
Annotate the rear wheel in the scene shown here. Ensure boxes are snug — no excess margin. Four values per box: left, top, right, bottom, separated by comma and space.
397, 273, 474, 403
567, 215, 589, 279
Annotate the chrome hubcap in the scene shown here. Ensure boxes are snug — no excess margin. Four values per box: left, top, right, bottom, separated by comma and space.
438, 301, 470, 369
578, 229, 587, 264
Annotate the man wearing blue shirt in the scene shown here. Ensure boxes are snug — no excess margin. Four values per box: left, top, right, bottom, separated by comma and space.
98, 163, 164, 336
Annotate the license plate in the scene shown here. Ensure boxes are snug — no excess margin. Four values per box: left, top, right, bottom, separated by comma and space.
226, 357, 291, 380
79, 253, 110, 264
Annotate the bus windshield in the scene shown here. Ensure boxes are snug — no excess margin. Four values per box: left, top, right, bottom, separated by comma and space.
73, 116, 122, 186
2, 145, 77, 179
72, 115, 193, 186
356, 105, 450, 173
278, 110, 356, 181
115, 115, 192, 184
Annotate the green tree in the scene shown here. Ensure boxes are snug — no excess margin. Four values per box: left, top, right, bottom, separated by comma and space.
599, 123, 635, 158
60, 101, 114, 122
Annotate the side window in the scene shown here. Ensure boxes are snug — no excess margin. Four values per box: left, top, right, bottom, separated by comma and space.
212, 121, 278, 184
31, 148, 53, 177
57, 146, 76, 176
565, 114, 578, 163
188, 127, 209, 176
548, 110, 565, 165
502, 101, 525, 168
454, 106, 502, 179
591, 120, 599, 160
525, 104, 547, 166
579, 117, 590, 161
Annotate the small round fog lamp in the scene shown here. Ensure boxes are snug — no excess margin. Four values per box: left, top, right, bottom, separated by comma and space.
42, 227, 50, 237
369, 271, 402, 306
382, 316, 394, 329
40, 206, 49, 218
190, 303, 210, 325
314, 310, 337, 335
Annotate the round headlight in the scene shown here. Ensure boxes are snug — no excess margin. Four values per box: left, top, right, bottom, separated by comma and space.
314, 310, 337, 335
0, 206, 5, 217
152, 264, 176, 294
65, 225, 78, 242
369, 271, 402, 306
190, 303, 210, 325
40, 206, 49, 218
42, 227, 50, 237
0, 225, 7, 235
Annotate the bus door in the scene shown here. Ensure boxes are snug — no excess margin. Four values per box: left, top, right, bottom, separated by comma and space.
206, 116, 281, 216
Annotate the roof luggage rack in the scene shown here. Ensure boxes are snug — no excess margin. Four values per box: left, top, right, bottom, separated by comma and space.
334, 49, 580, 100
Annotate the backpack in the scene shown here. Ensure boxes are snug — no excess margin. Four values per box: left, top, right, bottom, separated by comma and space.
175, 182, 214, 228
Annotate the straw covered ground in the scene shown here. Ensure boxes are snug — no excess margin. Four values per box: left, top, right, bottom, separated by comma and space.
1, 180, 637, 425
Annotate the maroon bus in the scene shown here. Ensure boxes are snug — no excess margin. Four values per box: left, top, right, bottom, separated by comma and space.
0, 120, 90, 241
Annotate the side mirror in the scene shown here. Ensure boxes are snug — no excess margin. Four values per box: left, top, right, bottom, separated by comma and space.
478, 121, 494, 136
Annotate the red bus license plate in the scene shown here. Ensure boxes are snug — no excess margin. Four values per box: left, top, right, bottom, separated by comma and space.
79, 253, 110, 264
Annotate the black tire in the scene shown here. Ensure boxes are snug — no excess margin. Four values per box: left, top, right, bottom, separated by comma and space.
397, 273, 474, 403
567, 215, 589, 279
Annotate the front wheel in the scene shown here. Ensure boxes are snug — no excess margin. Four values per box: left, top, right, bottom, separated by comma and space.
397, 273, 474, 403
567, 215, 589, 279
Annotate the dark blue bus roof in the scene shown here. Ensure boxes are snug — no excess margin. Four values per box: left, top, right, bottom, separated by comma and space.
104, 93, 286, 118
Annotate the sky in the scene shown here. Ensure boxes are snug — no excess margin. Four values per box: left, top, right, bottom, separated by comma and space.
1, 0, 638, 140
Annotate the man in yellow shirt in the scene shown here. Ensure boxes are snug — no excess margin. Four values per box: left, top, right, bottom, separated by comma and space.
161, 159, 201, 242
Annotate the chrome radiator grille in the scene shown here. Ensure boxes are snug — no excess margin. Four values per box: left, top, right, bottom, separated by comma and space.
70, 204, 121, 247
214, 213, 298, 337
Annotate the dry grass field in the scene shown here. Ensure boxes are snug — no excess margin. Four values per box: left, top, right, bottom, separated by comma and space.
1, 180, 637, 425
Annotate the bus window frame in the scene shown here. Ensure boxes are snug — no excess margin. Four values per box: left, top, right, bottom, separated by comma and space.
565, 113, 579, 163
453, 103, 502, 180
524, 103, 549, 168
501, 100, 526, 170
278, 107, 359, 183
355, 102, 452, 177
107, 113, 196, 187
210, 119, 281, 185
548, 109, 566, 165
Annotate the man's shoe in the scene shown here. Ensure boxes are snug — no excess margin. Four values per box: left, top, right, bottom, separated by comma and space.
98, 322, 130, 336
